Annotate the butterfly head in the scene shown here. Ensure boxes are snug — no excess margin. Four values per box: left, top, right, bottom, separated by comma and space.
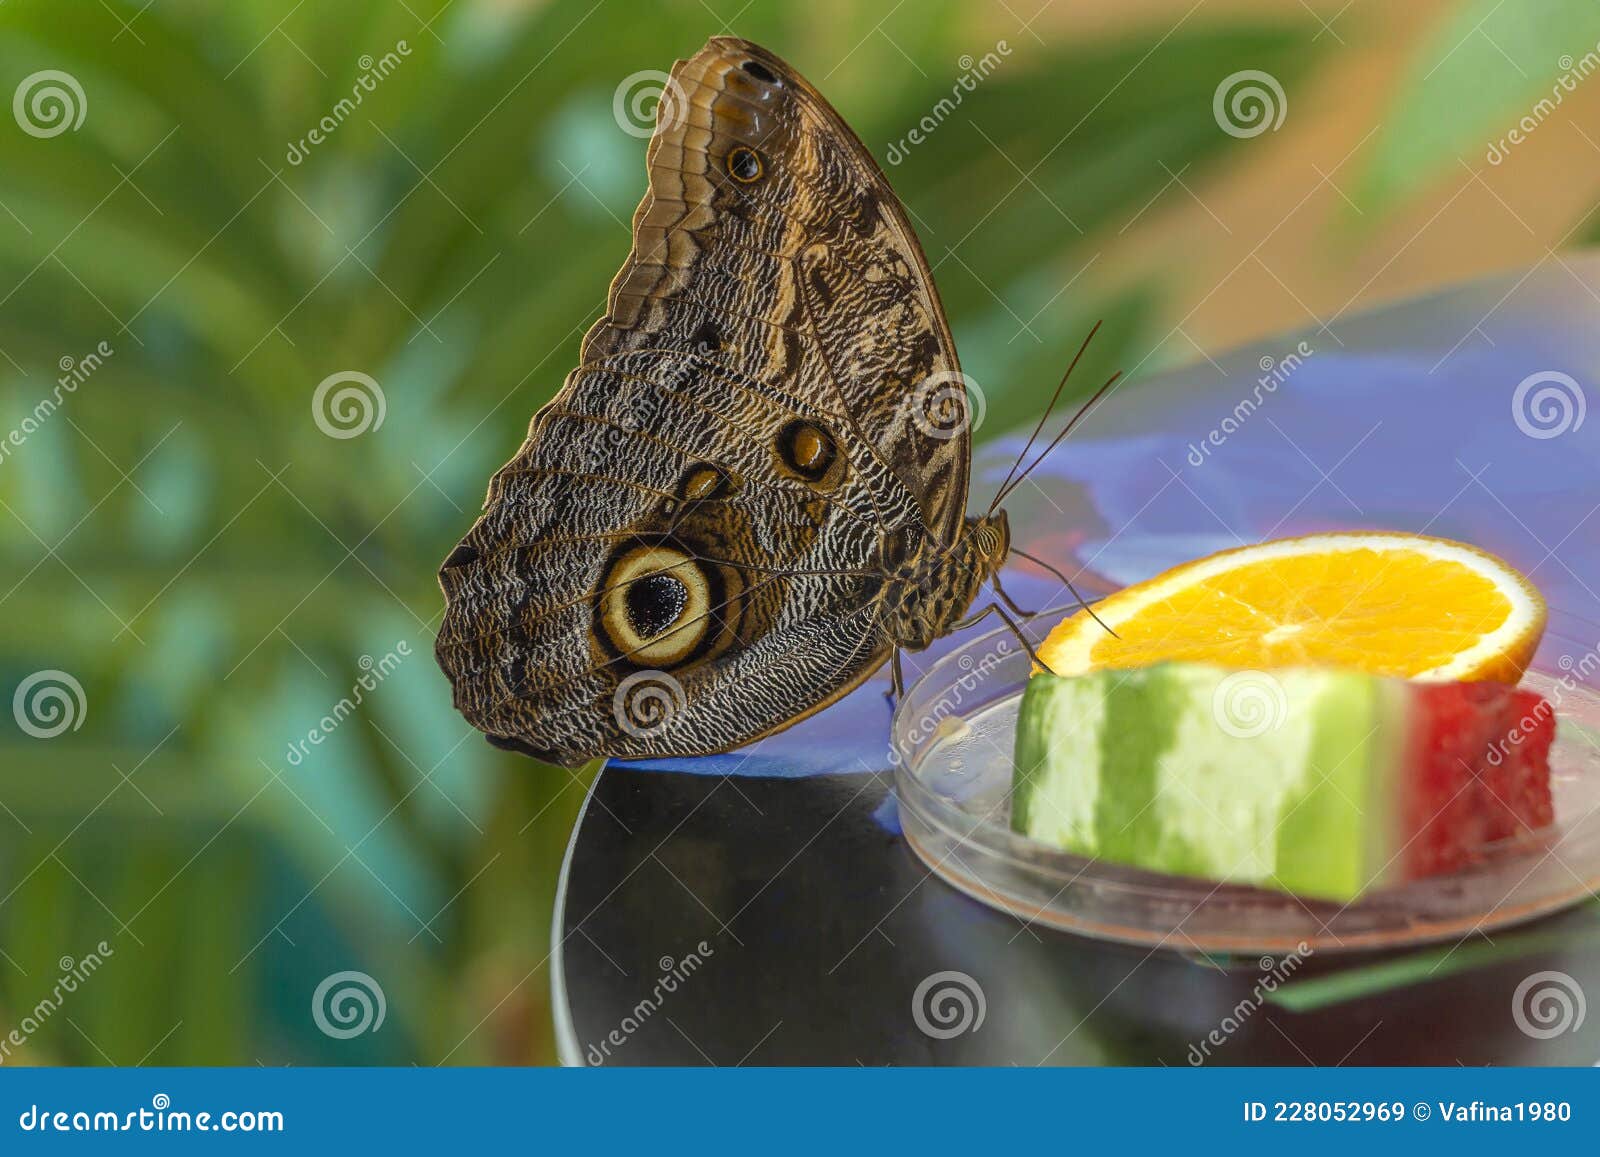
967, 510, 1011, 575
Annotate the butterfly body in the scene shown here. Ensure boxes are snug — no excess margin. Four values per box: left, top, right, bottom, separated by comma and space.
436, 38, 1012, 768
879, 513, 1010, 652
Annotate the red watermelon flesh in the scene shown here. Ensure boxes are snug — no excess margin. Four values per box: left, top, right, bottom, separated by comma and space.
1481, 688, 1556, 842
1401, 682, 1555, 880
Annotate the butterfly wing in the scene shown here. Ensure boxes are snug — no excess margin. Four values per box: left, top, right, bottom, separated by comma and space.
435, 37, 968, 765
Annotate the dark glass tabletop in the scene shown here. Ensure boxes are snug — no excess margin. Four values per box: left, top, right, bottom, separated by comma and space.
554, 258, 1600, 1066
556, 765, 1600, 1065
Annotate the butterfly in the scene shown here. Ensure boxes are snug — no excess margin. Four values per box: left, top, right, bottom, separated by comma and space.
435, 37, 1109, 767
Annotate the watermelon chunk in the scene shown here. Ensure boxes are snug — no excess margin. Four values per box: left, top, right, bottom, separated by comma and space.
1012, 664, 1555, 902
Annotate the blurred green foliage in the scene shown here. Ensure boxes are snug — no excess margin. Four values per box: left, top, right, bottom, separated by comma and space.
0, 0, 1332, 1064
1359, 0, 1600, 215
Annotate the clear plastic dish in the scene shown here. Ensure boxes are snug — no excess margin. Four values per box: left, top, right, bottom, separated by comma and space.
891, 626, 1600, 955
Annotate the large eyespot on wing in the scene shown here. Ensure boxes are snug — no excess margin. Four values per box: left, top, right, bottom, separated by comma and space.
594, 542, 725, 669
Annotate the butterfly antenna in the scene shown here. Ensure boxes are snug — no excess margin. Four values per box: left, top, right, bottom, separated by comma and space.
985, 320, 1103, 518
1007, 545, 1119, 639
990, 368, 1121, 511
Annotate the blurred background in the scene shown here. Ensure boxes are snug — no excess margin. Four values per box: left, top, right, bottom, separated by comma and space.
1, 0, 1598, 1065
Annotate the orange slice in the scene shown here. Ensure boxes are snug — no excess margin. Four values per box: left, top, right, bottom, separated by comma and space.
1037, 532, 1546, 683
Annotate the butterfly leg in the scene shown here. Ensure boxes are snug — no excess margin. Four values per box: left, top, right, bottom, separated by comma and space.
956, 602, 1045, 668
951, 603, 998, 631
883, 648, 906, 709
991, 572, 1039, 618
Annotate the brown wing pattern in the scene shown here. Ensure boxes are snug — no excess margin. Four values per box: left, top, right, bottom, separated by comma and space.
597, 38, 969, 536
435, 37, 968, 766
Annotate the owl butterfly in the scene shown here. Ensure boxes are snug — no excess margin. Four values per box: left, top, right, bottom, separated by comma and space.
436, 37, 1109, 767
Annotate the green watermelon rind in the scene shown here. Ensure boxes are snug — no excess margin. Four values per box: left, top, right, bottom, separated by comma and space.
1011, 664, 1403, 902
